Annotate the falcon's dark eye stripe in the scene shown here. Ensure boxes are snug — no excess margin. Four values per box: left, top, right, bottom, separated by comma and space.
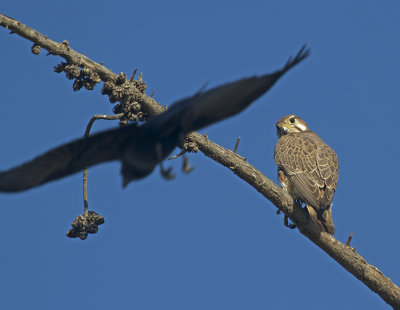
289, 117, 295, 123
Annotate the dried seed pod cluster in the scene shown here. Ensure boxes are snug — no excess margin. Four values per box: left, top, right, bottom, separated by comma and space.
54, 62, 101, 91
31, 43, 41, 55
54, 61, 149, 126
102, 72, 148, 126
113, 100, 145, 126
66, 211, 105, 240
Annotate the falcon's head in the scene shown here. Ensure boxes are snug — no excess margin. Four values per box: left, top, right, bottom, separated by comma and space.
276, 115, 309, 138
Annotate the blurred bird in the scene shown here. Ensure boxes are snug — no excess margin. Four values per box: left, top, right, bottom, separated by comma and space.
0, 46, 309, 193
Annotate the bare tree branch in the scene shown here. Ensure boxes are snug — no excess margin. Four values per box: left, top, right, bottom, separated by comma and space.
1, 13, 399, 308
188, 132, 400, 308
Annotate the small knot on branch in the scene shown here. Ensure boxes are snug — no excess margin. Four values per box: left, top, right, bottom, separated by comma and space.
61, 40, 70, 49
183, 137, 199, 153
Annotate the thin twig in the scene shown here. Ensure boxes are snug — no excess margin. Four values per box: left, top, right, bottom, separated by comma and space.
346, 231, 354, 247
83, 113, 124, 215
84, 113, 124, 137
83, 169, 89, 216
233, 136, 240, 153
129, 68, 138, 82
168, 150, 187, 160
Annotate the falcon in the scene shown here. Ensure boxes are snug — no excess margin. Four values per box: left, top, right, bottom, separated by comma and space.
274, 115, 338, 234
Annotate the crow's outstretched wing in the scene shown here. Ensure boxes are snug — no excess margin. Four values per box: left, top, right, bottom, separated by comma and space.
151, 45, 310, 135
0, 46, 309, 192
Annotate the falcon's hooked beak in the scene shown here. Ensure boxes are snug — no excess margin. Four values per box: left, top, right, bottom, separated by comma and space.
276, 124, 288, 138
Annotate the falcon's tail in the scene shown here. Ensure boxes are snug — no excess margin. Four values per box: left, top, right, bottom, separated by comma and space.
306, 205, 335, 235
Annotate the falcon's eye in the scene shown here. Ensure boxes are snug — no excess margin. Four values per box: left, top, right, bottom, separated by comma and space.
289, 117, 295, 124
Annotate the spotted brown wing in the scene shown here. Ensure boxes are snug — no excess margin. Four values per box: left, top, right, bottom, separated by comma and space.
274, 131, 338, 211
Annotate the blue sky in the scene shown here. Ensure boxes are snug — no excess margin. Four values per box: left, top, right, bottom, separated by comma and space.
1, 1, 399, 309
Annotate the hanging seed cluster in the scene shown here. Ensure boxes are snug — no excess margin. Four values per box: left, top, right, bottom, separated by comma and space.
66, 211, 105, 240
54, 62, 101, 91
31, 43, 41, 55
